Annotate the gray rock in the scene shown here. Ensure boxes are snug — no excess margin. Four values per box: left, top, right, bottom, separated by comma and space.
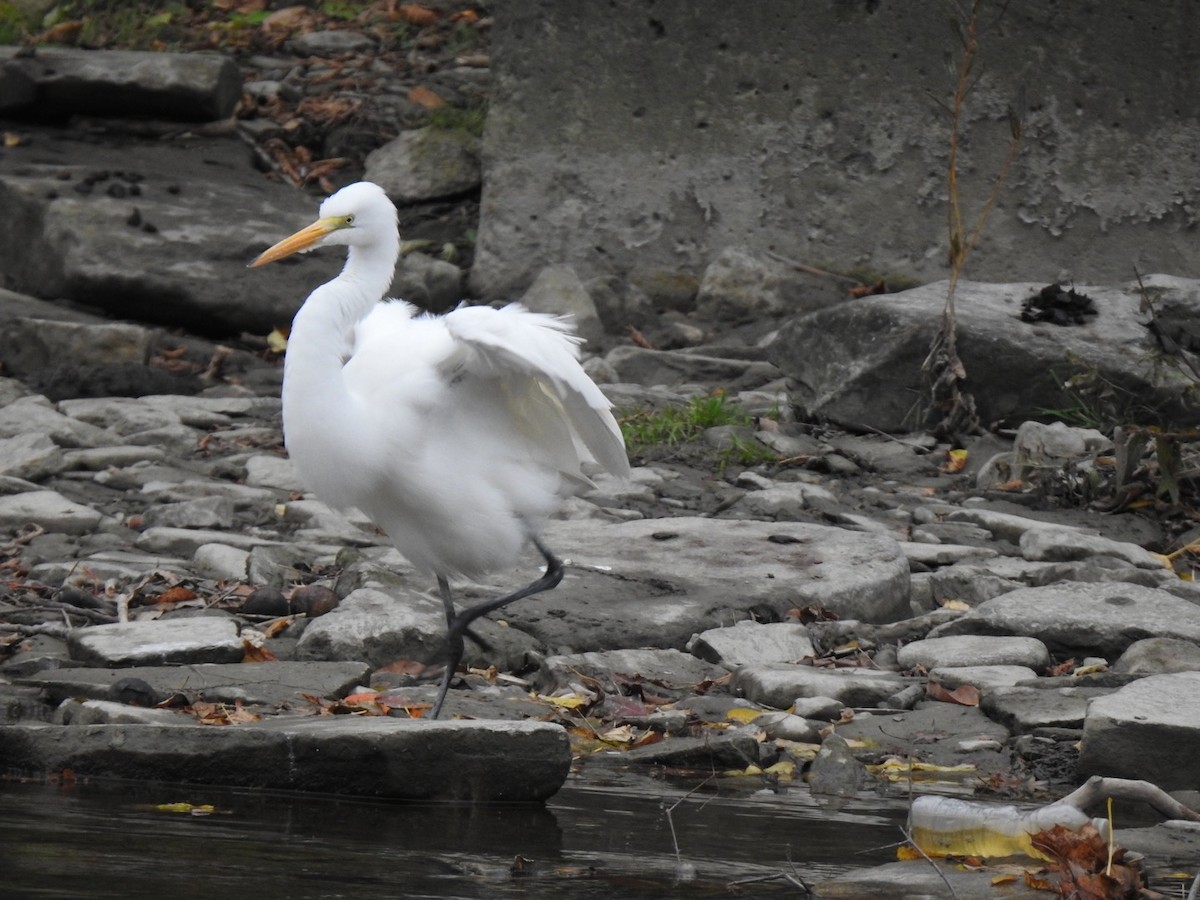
536, 648, 725, 694
686, 620, 815, 669
618, 730, 761, 768
295, 587, 443, 668
0, 57, 36, 111
604, 345, 781, 390
929, 665, 1040, 690
21, 661, 371, 707
1078, 672, 1200, 791
62, 445, 165, 470
695, 247, 816, 322
836, 704, 1012, 774
519, 265, 605, 347
0, 489, 101, 533
981, 685, 1112, 732
807, 733, 865, 796
0, 717, 572, 801
0, 47, 240, 120
364, 126, 481, 204
59, 396, 180, 434
68, 618, 244, 667
137, 527, 283, 556
496, 517, 911, 654
243, 454, 303, 492
393, 251, 464, 313
733, 665, 907, 709
897, 635, 1050, 671
0, 395, 116, 447
193, 543, 250, 582
142, 496, 235, 530
290, 30, 376, 56
946, 507, 1086, 543
756, 711, 823, 743
814, 860, 1048, 900
0, 318, 154, 382
57, 699, 195, 727
1019, 528, 1166, 569
0, 434, 66, 481
1113, 637, 1200, 675
928, 582, 1200, 658
0, 160, 320, 336
790, 696, 846, 721
771, 279, 1198, 431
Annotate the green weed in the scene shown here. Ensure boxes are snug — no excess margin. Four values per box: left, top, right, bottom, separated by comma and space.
619, 393, 747, 450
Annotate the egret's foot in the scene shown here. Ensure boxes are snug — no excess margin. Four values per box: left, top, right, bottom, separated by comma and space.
427, 538, 563, 720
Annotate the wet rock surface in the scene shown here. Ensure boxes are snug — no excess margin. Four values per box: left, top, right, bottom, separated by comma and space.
2, 6, 1200, 891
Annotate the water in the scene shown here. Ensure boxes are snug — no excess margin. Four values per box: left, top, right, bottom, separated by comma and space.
1, 766, 909, 899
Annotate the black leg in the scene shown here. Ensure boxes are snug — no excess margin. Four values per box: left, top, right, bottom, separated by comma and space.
428, 538, 563, 719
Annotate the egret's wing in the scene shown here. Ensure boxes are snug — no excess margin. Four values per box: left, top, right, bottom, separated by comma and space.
442, 303, 630, 478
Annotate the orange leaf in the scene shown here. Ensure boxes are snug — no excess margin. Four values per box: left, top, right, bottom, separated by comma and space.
926, 681, 981, 706
156, 586, 197, 605
399, 3, 440, 26
407, 85, 446, 110
242, 640, 278, 663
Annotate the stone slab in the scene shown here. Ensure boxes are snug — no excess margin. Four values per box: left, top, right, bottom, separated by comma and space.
0, 717, 572, 802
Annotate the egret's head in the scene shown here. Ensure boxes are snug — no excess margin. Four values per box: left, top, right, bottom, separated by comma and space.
250, 182, 398, 267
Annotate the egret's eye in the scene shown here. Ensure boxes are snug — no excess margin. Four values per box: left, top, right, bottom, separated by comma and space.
344, 214, 355, 225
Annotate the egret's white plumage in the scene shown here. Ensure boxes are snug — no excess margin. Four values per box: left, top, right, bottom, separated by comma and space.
252, 181, 629, 716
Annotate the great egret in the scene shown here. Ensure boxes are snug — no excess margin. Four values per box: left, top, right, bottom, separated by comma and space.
251, 182, 629, 717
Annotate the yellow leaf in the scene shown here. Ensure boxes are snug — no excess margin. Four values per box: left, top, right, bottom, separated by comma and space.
897, 844, 922, 860
724, 764, 765, 777
940, 598, 971, 611
725, 708, 762, 724
267, 327, 289, 353
537, 693, 589, 709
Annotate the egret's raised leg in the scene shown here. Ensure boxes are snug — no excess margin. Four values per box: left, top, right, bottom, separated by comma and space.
428, 538, 564, 719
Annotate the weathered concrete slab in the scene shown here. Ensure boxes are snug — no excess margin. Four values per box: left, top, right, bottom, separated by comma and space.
687, 620, 816, 669
982, 685, 1113, 733
897, 635, 1050, 671
0, 717, 572, 802
19, 661, 371, 708
1078, 672, 1200, 791
474, 2, 1200, 299
813, 859, 1048, 899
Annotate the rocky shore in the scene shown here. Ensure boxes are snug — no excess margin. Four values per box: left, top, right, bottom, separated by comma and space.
3, 8, 1200, 896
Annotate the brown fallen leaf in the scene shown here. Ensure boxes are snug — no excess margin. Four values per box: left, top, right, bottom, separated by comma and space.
399, 3, 440, 26
627, 324, 654, 349
242, 640, 278, 663
926, 680, 981, 706
408, 85, 446, 110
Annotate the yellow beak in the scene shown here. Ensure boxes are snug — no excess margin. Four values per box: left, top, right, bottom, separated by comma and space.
250, 216, 344, 267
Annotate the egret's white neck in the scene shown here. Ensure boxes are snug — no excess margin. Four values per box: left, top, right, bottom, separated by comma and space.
283, 238, 398, 420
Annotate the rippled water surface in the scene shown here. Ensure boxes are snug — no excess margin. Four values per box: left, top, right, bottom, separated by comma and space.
2, 767, 909, 898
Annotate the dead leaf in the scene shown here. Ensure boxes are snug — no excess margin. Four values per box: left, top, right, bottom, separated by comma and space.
155, 586, 197, 605
399, 3, 440, 26
927, 681, 981, 706
627, 324, 654, 349
408, 85, 446, 109
941, 448, 969, 474
242, 640, 278, 663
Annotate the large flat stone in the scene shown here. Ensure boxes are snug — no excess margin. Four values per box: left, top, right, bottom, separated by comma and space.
68, 618, 244, 667
492, 517, 912, 656
19, 661, 371, 708
1078, 672, 1200, 791
928, 582, 1200, 658
0, 717, 572, 802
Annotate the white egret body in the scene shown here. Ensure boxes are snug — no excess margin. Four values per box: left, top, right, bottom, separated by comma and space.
252, 182, 629, 716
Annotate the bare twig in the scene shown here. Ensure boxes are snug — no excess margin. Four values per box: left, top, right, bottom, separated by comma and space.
900, 824, 962, 900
